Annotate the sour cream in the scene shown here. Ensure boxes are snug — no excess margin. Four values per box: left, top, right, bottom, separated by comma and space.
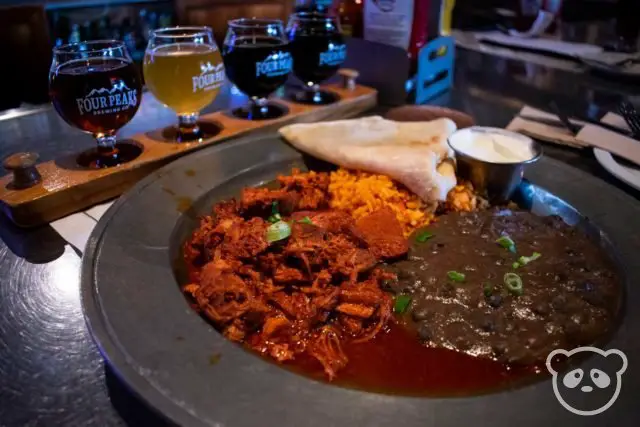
448, 127, 535, 163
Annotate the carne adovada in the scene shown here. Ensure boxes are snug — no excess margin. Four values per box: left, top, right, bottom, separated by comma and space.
183, 170, 409, 379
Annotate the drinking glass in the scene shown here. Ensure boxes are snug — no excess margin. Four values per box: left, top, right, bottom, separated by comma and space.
49, 40, 143, 168
144, 26, 224, 141
222, 19, 292, 120
287, 12, 346, 104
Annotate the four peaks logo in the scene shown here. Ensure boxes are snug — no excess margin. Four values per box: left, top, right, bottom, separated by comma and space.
256, 51, 292, 78
77, 81, 137, 116
193, 61, 225, 93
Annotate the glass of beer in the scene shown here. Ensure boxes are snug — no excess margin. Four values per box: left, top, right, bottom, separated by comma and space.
287, 12, 346, 105
144, 26, 224, 141
222, 19, 292, 120
49, 40, 143, 168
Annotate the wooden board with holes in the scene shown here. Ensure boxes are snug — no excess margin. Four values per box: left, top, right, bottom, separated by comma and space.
0, 83, 377, 227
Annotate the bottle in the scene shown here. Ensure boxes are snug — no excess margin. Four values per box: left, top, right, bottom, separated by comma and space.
363, 0, 431, 72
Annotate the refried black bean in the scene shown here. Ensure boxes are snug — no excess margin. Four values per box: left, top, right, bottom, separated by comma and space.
387, 209, 621, 365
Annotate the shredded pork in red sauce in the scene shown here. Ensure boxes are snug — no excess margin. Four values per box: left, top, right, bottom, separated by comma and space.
183, 170, 408, 379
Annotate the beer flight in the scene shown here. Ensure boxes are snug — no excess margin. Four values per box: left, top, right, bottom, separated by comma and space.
48, 12, 347, 168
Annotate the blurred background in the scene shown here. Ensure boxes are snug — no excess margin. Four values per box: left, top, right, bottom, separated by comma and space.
0, 0, 636, 111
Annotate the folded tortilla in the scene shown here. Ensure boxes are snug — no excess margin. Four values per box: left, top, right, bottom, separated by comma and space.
279, 116, 458, 204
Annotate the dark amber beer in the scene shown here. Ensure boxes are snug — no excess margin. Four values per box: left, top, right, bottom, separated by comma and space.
50, 57, 141, 134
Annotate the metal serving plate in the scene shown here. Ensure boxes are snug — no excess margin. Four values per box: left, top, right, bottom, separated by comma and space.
81, 133, 640, 427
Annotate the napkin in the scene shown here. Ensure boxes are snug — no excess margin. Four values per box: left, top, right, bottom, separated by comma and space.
506, 105, 588, 148
507, 107, 640, 166
475, 32, 602, 58
50, 200, 115, 253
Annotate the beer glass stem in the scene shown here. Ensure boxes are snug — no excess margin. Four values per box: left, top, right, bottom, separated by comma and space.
96, 134, 117, 150
250, 98, 269, 117
178, 113, 201, 139
309, 84, 322, 103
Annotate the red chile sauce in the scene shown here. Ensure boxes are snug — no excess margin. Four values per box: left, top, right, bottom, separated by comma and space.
183, 257, 544, 396
284, 323, 545, 396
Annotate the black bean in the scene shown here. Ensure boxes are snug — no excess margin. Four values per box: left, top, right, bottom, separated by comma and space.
532, 303, 550, 316
441, 282, 456, 298
551, 294, 567, 311
493, 342, 507, 356
480, 318, 495, 332
435, 242, 445, 249
397, 270, 416, 280
487, 294, 503, 308
412, 308, 430, 322
581, 281, 595, 292
417, 322, 432, 342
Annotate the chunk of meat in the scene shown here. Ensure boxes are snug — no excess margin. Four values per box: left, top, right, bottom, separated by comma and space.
356, 208, 409, 259
274, 265, 305, 285
292, 210, 364, 242
308, 326, 348, 380
240, 187, 299, 216
195, 262, 253, 324
220, 217, 270, 259
262, 315, 291, 338
336, 303, 375, 318
224, 319, 246, 342
268, 292, 316, 320
277, 169, 330, 210
335, 248, 377, 281
213, 199, 240, 221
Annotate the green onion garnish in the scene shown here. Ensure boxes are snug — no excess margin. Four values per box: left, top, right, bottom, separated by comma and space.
483, 283, 493, 297
517, 252, 541, 266
268, 213, 282, 223
512, 262, 520, 269
266, 221, 291, 243
504, 272, 523, 296
298, 216, 313, 225
268, 201, 281, 223
447, 271, 466, 282
416, 230, 434, 243
496, 235, 516, 253
394, 294, 412, 313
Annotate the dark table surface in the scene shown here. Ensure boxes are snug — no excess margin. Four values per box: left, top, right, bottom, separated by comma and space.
1, 44, 640, 427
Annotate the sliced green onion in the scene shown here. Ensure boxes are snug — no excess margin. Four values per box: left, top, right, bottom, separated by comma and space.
483, 283, 493, 298
504, 272, 523, 296
447, 271, 466, 282
512, 262, 520, 269
266, 221, 291, 243
271, 201, 279, 215
394, 294, 412, 313
268, 213, 282, 223
496, 235, 516, 253
517, 252, 541, 266
415, 230, 434, 243
298, 216, 313, 225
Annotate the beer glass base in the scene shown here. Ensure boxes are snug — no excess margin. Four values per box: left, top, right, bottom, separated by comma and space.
77, 142, 143, 169
232, 102, 288, 120
291, 89, 339, 105
159, 122, 222, 143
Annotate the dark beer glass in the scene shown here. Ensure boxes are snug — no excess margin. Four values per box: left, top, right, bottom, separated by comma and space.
49, 40, 142, 168
287, 12, 346, 104
223, 19, 292, 120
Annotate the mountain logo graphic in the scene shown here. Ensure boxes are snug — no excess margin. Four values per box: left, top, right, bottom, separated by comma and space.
86, 82, 131, 98
200, 62, 224, 75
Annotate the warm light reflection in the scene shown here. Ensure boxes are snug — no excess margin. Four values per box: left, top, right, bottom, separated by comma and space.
50, 245, 82, 303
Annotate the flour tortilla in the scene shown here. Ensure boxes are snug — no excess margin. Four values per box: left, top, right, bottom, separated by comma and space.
279, 116, 458, 203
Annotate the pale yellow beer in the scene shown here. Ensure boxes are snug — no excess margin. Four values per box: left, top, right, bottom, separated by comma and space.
143, 43, 224, 115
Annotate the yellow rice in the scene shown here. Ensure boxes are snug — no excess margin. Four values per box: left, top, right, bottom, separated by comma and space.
328, 168, 434, 237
